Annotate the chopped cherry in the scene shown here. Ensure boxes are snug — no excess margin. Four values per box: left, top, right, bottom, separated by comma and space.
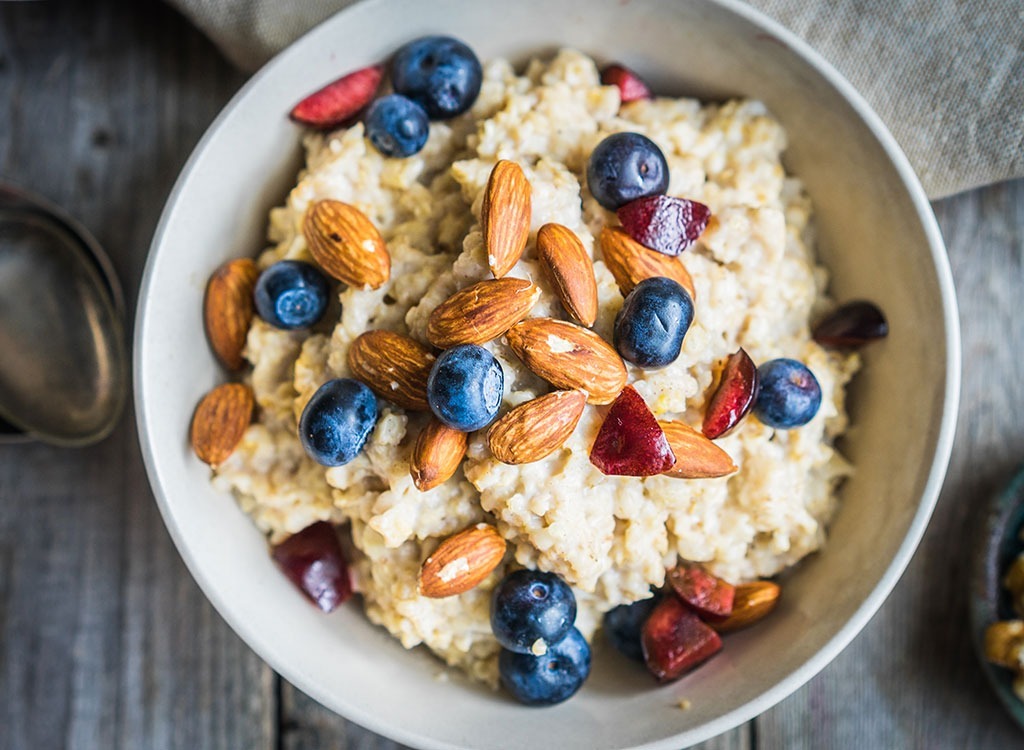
290, 65, 384, 130
600, 63, 653, 103
641, 594, 723, 682
667, 562, 735, 618
812, 301, 889, 348
616, 195, 711, 257
271, 521, 353, 613
590, 386, 675, 476
702, 348, 758, 439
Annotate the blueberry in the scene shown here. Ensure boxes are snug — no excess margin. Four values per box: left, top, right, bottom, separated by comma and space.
753, 358, 822, 428
390, 35, 482, 119
586, 132, 669, 210
602, 594, 661, 662
613, 276, 693, 368
426, 344, 503, 431
253, 260, 330, 329
499, 627, 590, 706
299, 378, 378, 466
364, 94, 430, 158
491, 569, 576, 655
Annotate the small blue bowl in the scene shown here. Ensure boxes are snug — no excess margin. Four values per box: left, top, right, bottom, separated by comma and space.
969, 465, 1024, 730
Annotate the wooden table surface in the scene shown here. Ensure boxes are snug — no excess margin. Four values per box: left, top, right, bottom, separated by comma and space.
2, 1, 1022, 748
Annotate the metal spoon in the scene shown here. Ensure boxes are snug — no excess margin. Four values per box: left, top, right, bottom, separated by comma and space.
0, 183, 127, 446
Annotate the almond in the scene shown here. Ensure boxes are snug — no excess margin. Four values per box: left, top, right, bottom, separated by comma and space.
537, 223, 598, 327
659, 420, 738, 478
709, 581, 780, 633
304, 199, 390, 289
599, 226, 696, 299
427, 278, 540, 348
190, 383, 254, 466
411, 417, 468, 491
204, 258, 258, 371
505, 318, 627, 404
348, 330, 435, 411
419, 524, 507, 598
984, 620, 1024, 668
481, 160, 531, 278
488, 390, 587, 464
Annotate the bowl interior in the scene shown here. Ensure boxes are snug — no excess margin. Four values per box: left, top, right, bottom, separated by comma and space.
136, 0, 957, 748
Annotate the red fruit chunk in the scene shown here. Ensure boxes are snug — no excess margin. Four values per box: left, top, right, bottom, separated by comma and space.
600, 63, 653, 103
290, 65, 384, 130
667, 561, 735, 618
617, 195, 711, 257
271, 521, 353, 613
641, 595, 723, 682
702, 348, 758, 439
590, 385, 675, 476
812, 300, 889, 348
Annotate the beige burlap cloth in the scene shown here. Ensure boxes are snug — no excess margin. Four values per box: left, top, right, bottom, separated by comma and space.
168, 0, 1023, 199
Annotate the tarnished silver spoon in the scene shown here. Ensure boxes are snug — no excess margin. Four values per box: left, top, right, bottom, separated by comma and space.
0, 184, 127, 445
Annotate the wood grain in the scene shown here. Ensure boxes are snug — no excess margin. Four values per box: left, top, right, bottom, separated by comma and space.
0, 1, 1020, 749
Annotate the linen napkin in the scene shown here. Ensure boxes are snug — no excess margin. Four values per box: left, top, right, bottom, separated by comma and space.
167, 0, 1023, 199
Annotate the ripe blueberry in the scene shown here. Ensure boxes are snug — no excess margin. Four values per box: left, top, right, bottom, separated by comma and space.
299, 378, 378, 466
753, 358, 822, 428
253, 260, 330, 329
586, 132, 669, 210
613, 276, 693, 368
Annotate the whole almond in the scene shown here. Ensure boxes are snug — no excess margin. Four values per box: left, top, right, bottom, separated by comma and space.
506, 318, 627, 404
599, 226, 696, 299
411, 417, 468, 491
710, 581, 780, 633
348, 330, 435, 411
537, 223, 598, 327
190, 383, 255, 466
304, 199, 390, 289
204, 258, 258, 371
481, 160, 531, 278
427, 278, 540, 348
419, 524, 507, 598
659, 420, 738, 478
488, 390, 587, 464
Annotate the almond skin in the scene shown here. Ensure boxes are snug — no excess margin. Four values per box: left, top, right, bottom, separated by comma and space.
348, 330, 435, 411
411, 417, 468, 491
419, 524, 507, 598
190, 383, 255, 466
304, 199, 390, 289
537, 223, 598, 327
481, 160, 531, 278
709, 581, 780, 633
488, 390, 587, 464
505, 318, 627, 404
427, 277, 540, 348
659, 420, 738, 478
599, 226, 696, 299
204, 258, 258, 371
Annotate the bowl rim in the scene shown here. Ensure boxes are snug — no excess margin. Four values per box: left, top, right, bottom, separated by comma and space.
134, 0, 961, 747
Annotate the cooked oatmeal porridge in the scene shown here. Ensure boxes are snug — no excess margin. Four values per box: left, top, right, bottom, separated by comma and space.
210, 48, 858, 686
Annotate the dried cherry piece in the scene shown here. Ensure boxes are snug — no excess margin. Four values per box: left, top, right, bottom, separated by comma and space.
271, 521, 353, 613
667, 561, 735, 618
590, 386, 675, 476
641, 594, 723, 682
616, 195, 710, 257
600, 63, 653, 103
812, 301, 888, 348
702, 348, 758, 439
290, 65, 384, 130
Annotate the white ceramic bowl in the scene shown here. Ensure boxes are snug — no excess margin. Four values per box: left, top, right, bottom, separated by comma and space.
135, 1, 960, 747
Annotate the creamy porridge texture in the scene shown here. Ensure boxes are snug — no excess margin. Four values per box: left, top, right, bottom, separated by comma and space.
211, 49, 858, 686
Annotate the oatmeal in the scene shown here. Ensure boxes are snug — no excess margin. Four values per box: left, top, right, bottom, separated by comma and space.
210, 48, 858, 686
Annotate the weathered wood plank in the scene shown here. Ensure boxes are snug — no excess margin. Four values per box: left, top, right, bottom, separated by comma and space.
755, 179, 1024, 748
0, 2, 271, 750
